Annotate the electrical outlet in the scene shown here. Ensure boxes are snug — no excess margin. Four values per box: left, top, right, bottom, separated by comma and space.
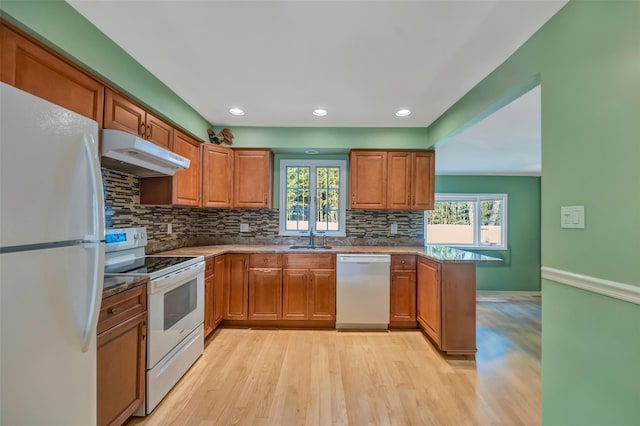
390, 223, 398, 234
240, 223, 249, 232
167, 223, 172, 234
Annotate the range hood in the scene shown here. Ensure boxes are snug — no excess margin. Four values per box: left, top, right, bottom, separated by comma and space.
101, 129, 190, 177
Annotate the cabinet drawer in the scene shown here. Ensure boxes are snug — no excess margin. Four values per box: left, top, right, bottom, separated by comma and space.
250, 253, 282, 268
205, 258, 215, 277
391, 255, 416, 270
98, 284, 147, 335
283, 254, 335, 269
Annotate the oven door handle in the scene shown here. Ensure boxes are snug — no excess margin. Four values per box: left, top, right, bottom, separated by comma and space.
150, 261, 204, 294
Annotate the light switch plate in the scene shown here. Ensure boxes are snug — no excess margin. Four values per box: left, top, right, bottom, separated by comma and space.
390, 223, 398, 234
561, 206, 585, 229
240, 223, 249, 232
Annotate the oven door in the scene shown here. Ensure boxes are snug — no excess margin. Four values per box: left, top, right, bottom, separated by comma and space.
147, 261, 204, 369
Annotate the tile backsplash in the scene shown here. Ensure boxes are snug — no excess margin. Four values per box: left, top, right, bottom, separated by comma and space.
102, 168, 425, 253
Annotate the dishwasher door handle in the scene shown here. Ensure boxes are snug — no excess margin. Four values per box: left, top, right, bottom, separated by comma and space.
337, 254, 391, 263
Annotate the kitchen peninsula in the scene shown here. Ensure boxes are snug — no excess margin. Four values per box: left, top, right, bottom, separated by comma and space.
160, 244, 500, 356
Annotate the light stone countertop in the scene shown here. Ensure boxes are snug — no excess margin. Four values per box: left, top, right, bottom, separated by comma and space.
158, 244, 503, 264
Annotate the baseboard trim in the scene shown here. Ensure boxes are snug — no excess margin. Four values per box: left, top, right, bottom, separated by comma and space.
541, 266, 640, 305
476, 291, 540, 302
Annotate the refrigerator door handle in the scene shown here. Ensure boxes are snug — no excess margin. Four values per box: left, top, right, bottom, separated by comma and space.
83, 132, 105, 242
81, 242, 104, 352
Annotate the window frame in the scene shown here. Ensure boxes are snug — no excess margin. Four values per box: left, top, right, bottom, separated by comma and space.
279, 159, 347, 237
424, 193, 508, 250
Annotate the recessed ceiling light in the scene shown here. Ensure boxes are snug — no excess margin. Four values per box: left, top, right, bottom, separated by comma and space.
313, 108, 327, 117
396, 109, 411, 117
305, 149, 319, 155
229, 108, 245, 116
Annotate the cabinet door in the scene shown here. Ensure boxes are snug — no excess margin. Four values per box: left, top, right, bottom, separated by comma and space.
172, 130, 202, 206
204, 274, 215, 337
233, 149, 272, 208
97, 312, 146, 426
213, 255, 226, 326
145, 112, 173, 149
248, 268, 282, 320
1, 26, 104, 127
390, 271, 416, 322
349, 151, 387, 209
387, 152, 412, 209
282, 269, 309, 320
308, 269, 336, 321
417, 258, 441, 345
202, 144, 233, 208
224, 254, 249, 320
104, 89, 145, 137
411, 151, 435, 210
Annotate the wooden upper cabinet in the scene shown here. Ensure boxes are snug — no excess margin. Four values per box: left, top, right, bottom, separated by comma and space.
411, 151, 435, 210
233, 149, 273, 208
387, 152, 412, 209
103, 89, 145, 136
145, 112, 173, 149
140, 130, 202, 206
349, 151, 387, 209
172, 130, 202, 206
202, 144, 233, 208
104, 89, 173, 149
350, 150, 435, 210
0, 25, 104, 127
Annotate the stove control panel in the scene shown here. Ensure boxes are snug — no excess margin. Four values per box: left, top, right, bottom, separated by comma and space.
105, 227, 147, 252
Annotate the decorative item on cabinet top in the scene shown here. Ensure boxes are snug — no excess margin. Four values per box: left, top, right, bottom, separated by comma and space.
207, 127, 234, 145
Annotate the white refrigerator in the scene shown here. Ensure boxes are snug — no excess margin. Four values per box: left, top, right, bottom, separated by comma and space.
0, 83, 105, 425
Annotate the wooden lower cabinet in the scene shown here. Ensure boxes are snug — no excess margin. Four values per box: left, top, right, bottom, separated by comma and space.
282, 269, 308, 320
224, 254, 249, 320
248, 268, 282, 320
417, 258, 441, 344
97, 285, 147, 426
308, 269, 336, 320
213, 255, 225, 326
417, 258, 477, 355
282, 254, 336, 322
204, 258, 215, 337
390, 255, 417, 326
390, 270, 417, 322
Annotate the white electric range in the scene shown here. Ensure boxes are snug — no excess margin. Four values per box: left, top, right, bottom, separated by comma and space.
104, 227, 205, 415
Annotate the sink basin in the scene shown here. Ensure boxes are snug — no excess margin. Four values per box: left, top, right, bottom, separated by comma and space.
289, 245, 332, 250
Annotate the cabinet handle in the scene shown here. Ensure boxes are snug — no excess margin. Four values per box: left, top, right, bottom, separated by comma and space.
146, 125, 151, 138
139, 122, 145, 136
408, 195, 410, 205
109, 307, 118, 315
412, 195, 415, 205
401, 260, 406, 264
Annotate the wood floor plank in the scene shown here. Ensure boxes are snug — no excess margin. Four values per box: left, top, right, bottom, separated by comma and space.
128, 299, 541, 426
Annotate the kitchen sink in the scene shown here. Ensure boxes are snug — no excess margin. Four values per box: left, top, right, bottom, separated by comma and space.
289, 245, 332, 250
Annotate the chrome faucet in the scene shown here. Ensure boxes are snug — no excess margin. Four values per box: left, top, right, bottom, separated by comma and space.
309, 226, 315, 246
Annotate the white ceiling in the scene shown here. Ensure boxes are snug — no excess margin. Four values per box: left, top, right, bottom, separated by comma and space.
435, 85, 541, 175
68, 0, 565, 129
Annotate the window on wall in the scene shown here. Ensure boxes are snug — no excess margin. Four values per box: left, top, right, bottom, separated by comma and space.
279, 159, 347, 236
425, 194, 507, 250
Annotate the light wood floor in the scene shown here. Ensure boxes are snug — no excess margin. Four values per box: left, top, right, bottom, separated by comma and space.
129, 299, 541, 426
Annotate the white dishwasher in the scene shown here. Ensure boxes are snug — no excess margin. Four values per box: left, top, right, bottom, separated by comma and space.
336, 254, 391, 330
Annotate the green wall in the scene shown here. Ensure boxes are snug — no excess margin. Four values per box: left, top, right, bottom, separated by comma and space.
229, 127, 430, 150
430, 2, 640, 424
0, 0, 211, 141
435, 175, 541, 292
